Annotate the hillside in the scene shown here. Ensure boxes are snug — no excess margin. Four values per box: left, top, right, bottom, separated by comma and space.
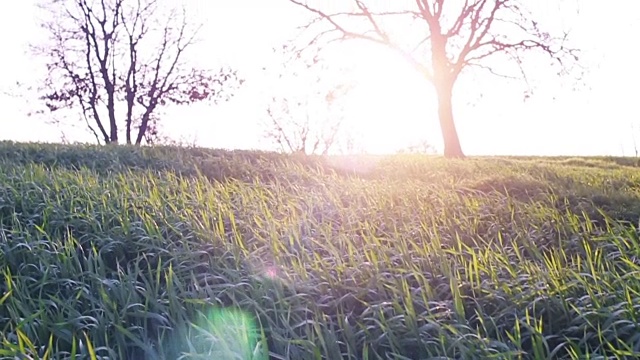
1, 141, 640, 359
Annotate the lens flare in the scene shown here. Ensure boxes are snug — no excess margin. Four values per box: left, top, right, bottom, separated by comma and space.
189, 307, 266, 360
263, 265, 278, 279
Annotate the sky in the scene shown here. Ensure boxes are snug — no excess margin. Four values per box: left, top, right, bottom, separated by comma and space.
1, 0, 639, 156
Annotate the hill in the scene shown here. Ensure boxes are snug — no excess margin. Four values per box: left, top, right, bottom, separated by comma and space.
1, 141, 640, 359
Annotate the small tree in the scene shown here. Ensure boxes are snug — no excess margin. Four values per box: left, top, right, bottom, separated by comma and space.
396, 139, 438, 155
288, 0, 579, 158
35, 0, 242, 145
263, 45, 353, 155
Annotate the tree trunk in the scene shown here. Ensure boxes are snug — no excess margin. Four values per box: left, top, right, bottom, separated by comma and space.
429, 29, 464, 159
136, 102, 157, 145
135, 115, 148, 145
435, 80, 464, 158
107, 90, 118, 144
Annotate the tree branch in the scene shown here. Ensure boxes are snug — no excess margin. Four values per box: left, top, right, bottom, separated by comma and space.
290, 0, 433, 79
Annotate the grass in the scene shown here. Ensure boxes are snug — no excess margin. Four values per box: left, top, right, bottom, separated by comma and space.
1, 141, 640, 359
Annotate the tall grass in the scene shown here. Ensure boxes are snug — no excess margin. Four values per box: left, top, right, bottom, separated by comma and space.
1, 142, 640, 359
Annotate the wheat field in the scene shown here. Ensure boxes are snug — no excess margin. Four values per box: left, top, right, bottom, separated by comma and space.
1, 142, 640, 359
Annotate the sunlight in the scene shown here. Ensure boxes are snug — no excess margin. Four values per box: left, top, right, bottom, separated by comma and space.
185, 307, 266, 359
323, 42, 441, 154
319, 40, 521, 155
324, 39, 560, 156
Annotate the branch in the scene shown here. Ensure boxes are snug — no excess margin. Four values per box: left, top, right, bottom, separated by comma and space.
453, 0, 501, 76
135, 6, 201, 145
289, 0, 433, 79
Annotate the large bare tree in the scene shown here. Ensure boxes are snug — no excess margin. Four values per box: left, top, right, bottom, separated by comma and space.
263, 45, 353, 155
36, 0, 242, 145
289, 0, 579, 158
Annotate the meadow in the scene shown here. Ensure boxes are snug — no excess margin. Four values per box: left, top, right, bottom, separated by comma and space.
1, 141, 640, 359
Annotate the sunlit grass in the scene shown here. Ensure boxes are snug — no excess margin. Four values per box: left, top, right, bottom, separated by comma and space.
1, 142, 640, 358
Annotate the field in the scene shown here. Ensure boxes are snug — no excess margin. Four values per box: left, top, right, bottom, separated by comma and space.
1, 141, 640, 359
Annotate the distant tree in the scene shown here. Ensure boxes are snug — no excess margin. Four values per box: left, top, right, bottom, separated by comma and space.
288, 0, 579, 158
263, 45, 353, 155
396, 139, 438, 155
35, 0, 242, 145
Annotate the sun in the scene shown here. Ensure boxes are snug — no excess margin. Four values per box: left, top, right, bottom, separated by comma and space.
321, 40, 532, 157
322, 41, 442, 154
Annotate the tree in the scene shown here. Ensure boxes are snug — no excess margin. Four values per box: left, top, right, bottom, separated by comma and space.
288, 0, 579, 158
262, 45, 354, 155
396, 138, 438, 155
35, 0, 242, 145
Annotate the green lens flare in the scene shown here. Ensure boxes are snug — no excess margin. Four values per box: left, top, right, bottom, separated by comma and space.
190, 307, 266, 360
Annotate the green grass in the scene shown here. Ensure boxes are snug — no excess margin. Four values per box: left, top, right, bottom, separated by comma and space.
1, 141, 640, 359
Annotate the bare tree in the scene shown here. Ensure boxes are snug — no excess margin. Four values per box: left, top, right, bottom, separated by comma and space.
266, 99, 343, 155
263, 45, 353, 155
396, 138, 438, 155
35, 0, 242, 145
288, 0, 579, 158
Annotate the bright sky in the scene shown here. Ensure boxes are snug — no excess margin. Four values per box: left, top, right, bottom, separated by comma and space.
1, 0, 639, 156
